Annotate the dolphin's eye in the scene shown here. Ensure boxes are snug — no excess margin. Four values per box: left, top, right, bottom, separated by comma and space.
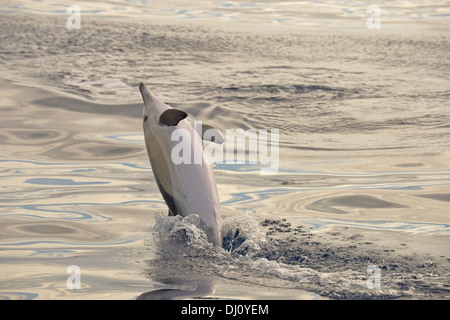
143, 115, 148, 122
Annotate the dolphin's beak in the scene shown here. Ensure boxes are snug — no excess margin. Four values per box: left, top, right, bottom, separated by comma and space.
139, 82, 157, 115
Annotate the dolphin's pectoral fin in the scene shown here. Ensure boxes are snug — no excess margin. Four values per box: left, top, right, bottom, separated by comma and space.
201, 124, 224, 144
159, 109, 188, 126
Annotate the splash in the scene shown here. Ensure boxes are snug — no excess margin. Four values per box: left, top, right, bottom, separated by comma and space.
145, 209, 447, 299
222, 208, 268, 256
146, 208, 267, 252
145, 210, 371, 296
147, 212, 210, 247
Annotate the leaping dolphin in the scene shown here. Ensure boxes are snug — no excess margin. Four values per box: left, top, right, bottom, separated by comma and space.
139, 83, 222, 246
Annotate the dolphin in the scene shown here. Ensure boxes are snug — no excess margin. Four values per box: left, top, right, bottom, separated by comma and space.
139, 83, 222, 246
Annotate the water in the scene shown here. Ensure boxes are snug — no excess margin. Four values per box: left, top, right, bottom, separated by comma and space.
0, 1, 449, 300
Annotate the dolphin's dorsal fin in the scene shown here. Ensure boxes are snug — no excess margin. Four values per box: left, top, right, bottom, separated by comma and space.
159, 109, 188, 126
201, 124, 223, 144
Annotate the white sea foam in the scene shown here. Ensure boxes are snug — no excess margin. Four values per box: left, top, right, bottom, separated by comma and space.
145, 210, 410, 299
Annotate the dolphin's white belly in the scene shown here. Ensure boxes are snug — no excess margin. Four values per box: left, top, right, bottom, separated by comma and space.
169, 123, 221, 235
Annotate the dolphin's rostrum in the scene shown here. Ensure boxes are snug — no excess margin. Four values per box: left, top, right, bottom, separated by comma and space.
139, 82, 222, 246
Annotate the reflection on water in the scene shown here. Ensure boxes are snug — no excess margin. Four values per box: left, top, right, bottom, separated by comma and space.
0, 1, 449, 298
0, 75, 449, 299
25, 178, 109, 185
2, 0, 449, 29
137, 281, 215, 300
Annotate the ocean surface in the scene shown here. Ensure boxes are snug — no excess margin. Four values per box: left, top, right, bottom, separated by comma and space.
0, 1, 449, 299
